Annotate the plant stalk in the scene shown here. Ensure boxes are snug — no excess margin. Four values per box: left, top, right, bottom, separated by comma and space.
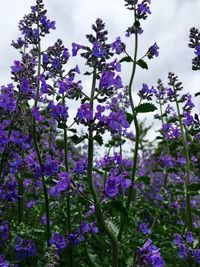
174, 96, 192, 230
118, 8, 140, 241
62, 94, 74, 267
86, 66, 119, 267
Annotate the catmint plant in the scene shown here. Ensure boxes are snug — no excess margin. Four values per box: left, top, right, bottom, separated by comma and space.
0, 0, 200, 266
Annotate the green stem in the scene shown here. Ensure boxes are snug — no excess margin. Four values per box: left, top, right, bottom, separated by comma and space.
62, 94, 73, 267
0, 120, 15, 181
86, 66, 119, 267
32, 40, 51, 247
159, 98, 170, 187
18, 173, 24, 223
118, 8, 140, 241
174, 96, 192, 230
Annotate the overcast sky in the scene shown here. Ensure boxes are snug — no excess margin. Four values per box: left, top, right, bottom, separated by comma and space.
0, 0, 200, 140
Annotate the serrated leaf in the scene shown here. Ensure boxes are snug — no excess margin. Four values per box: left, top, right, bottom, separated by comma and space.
120, 56, 133, 63
136, 175, 151, 185
135, 103, 157, 113
136, 59, 148, 69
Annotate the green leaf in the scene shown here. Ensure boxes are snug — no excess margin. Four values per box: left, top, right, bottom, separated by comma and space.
57, 122, 66, 129
135, 103, 157, 113
136, 175, 151, 185
168, 117, 178, 123
108, 200, 128, 218
70, 134, 87, 144
120, 56, 133, 63
68, 128, 77, 133
126, 112, 134, 124
134, 20, 140, 28
136, 59, 148, 69
106, 220, 119, 235
187, 183, 200, 192
195, 92, 200, 97
166, 167, 178, 173
93, 134, 103, 146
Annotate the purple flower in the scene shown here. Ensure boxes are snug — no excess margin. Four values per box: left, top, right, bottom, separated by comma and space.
89, 222, 99, 234
63, 48, 70, 60
44, 157, 59, 177
147, 43, 159, 59
185, 232, 194, 243
49, 233, 66, 251
0, 254, 10, 267
11, 60, 24, 73
138, 239, 165, 267
41, 214, 52, 226
19, 78, 31, 94
139, 223, 151, 235
194, 249, 200, 264
138, 3, 151, 14
15, 238, 36, 260
42, 53, 50, 65
173, 234, 182, 245
31, 107, 44, 122
100, 71, 123, 89
26, 200, 37, 208
120, 177, 132, 191
107, 111, 129, 133
183, 112, 194, 126
194, 45, 200, 56
108, 59, 121, 72
81, 221, 90, 234
77, 103, 93, 122
48, 172, 71, 197
0, 221, 9, 246
105, 175, 119, 197
0, 84, 16, 112
159, 155, 174, 168
111, 37, 123, 54
162, 124, 181, 141
178, 244, 187, 259
72, 43, 84, 56
48, 102, 69, 120
92, 41, 105, 57
138, 83, 157, 100
52, 58, 61, 70
183, 94, 195, 111
39, 15, 56, 31
68, 230, 84, 246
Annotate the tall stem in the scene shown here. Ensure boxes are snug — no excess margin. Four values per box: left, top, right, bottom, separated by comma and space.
174, 97, 192, 230
118, 8, 140, 241
32, 40, 50, 247
159, 98, 170, 187
18, 173, 24, 223
62, 94, 73, 266
86, 66, 119, 267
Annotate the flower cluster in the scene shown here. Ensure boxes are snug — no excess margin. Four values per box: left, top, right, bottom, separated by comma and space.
173, 232, 200, 264
136, 239, 165, 267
